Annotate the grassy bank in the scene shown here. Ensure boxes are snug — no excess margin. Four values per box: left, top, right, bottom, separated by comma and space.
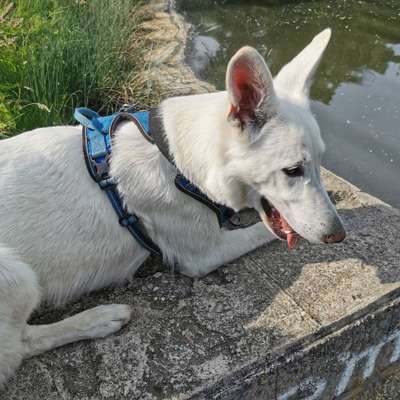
0, 0, 152, 138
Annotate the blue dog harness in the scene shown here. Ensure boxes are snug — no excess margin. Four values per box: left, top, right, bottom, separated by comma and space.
75, 106, 242, 257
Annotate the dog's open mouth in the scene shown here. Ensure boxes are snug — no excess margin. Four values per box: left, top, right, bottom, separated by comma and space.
260, 197, 300, 250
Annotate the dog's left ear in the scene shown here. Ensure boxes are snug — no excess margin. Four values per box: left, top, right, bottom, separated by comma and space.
226, 46, 276, 130
274, 28, 332, 101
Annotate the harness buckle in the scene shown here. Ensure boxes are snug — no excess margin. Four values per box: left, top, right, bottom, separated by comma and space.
95, 160, 111, 179
119, 103, 137, 113
98, 177, 116, 190
119, 213, 138, 227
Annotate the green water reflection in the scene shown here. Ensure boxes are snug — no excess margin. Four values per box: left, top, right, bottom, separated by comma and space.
179, 0, 400, 207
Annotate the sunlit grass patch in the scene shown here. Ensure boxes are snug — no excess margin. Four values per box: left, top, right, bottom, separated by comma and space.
0, 0, 150, 137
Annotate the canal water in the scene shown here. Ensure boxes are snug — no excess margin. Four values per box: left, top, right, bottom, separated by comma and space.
179, 0, 400, 208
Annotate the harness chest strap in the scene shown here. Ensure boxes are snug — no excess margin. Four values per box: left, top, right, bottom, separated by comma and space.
75, 107, 246, 257
77, 108, 162, 257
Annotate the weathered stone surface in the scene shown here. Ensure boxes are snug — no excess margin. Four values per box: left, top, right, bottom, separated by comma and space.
2, 1, 400, 399
5, 173, 400, 400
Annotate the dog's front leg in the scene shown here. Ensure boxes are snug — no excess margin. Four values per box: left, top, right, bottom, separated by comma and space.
180, 222, 275, 277
23, 304, 133, 358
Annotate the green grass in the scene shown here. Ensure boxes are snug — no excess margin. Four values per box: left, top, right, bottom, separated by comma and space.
0, 0, 149, 138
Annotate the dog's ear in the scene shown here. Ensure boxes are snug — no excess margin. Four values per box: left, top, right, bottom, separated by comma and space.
274, 28, 331, 101
226, 46, 276, 129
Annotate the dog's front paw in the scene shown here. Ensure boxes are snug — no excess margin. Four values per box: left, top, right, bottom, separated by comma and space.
77, 304, 133, 339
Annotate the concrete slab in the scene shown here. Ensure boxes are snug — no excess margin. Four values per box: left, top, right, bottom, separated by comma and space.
3, 167, 400, 400
2, 1, 400, 399
247, 170, 400, 327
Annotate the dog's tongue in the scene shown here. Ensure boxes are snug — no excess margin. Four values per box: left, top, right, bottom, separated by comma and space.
281, 217, 299, 250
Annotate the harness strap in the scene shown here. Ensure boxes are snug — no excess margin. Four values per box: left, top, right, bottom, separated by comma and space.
74, 108, 103, 133
148, 109, 245, 229
100, 180, 162, 256
77, 107, 162, 257
148, 109, 175, 165
110, 111, 154, 143
174, 174, 239, 229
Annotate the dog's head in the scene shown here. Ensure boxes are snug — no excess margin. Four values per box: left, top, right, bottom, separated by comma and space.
223, 29, 345, 248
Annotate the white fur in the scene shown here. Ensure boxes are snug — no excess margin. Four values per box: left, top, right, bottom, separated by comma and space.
275, 28, 332, 102
0, 29, 343, 385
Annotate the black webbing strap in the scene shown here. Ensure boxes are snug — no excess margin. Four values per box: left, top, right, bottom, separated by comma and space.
148, 109, 245, 229
81, 110, 162, 257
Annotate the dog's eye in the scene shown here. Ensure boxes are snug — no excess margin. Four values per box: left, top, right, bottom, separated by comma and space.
283, 165, 304, 177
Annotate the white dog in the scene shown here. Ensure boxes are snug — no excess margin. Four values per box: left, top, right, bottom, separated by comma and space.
0, 28, 345, 384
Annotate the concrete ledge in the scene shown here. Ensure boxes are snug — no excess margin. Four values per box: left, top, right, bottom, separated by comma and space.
4, 170, 400, 400
2, 1, 400, 399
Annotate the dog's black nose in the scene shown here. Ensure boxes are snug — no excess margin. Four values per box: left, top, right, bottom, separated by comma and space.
323, 230, 346, 244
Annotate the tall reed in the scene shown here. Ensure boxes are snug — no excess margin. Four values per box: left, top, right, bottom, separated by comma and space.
0, 0, 146, 137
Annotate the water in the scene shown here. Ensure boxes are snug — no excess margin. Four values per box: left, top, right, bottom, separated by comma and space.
179, 0, 400, 208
